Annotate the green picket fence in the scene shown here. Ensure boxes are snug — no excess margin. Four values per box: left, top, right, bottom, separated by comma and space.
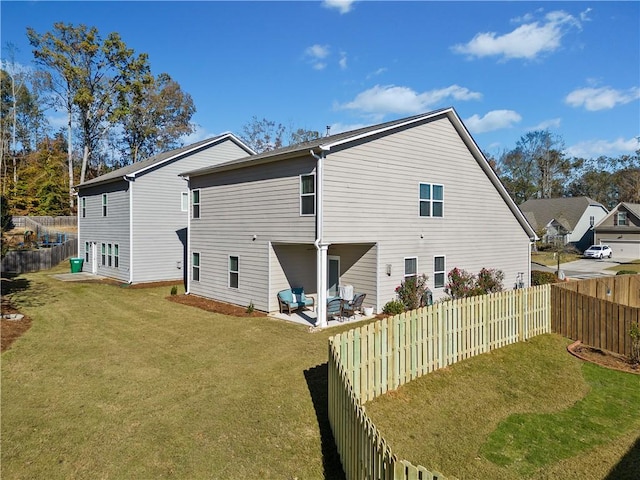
328, 285, 552, 480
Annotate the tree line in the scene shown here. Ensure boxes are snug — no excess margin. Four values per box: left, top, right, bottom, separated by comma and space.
1, 22, 638, 219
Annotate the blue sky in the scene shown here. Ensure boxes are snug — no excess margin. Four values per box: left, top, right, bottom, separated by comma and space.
2, 1, 639, 160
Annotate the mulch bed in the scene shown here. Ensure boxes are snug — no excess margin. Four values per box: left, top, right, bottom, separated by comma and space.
568, 340, 639, 375
1, 297, 32, 353
166, 293, 267, 317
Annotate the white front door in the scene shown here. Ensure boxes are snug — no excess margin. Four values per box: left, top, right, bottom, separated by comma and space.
91, 242, 98, 274
328, 256, 340, 297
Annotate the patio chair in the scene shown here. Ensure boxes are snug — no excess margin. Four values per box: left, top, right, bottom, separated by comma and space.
326, 297, 344, 322
342, 293, 366, 319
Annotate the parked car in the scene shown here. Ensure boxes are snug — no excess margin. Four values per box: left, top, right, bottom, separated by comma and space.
583, 245, 613, 259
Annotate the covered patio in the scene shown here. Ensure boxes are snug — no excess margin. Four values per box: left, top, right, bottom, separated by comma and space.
270, 307, 376, 328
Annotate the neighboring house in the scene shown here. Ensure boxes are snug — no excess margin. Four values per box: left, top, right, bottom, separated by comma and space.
76, 134, 254, 283
594, 203, 640, 260
520, 197, 608, 251
181, 108, 537, 326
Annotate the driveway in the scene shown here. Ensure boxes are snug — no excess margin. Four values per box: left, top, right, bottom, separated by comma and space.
532, 258, 621, 279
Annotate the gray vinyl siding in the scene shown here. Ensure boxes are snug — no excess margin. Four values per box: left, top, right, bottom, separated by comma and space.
269, 243, 316, 312
328, 243, 378, 312
189, 157, 317, 311
132, 139, 251, 283
323, 117, 531, 309
78, 181, 130, 282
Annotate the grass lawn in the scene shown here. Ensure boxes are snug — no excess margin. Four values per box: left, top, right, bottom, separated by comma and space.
366, 334, 640, 480
606, 259, 640, 274
531, 251, 582, 267
3, 265, 639, 479
1, 265, 355, 479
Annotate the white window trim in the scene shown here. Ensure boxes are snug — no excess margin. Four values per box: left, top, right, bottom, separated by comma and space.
114, 244, 119, 269
618, 211, 628, 225
85, 242, 90, 262
300, 173, 316, 216
229, 255, 239, 289
102, 194, 108, 217
81, 197, 86, 218
192, 252, 200, 282
108, 243, 112, 267
404, 256, 418, 279
181, 192, 189, 212
101, 243, 106, 266
434, 255, 446, 289
419, 182, 444, 218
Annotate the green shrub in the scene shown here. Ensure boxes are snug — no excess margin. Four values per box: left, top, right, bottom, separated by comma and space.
616, 270, 638, 275
246, 301, 255, 314
395, 274, 429, 310
170, 285, 178, 296
382, 300, 405, 315
531, 270, 559, 286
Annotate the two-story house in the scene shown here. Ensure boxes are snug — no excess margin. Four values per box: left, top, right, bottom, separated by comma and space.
76, 134, 254, 284
594, 203, 640, 260
519, 197, 608, 251
181, 108, 537, 326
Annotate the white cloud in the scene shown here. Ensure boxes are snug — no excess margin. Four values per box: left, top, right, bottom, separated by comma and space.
565, 86, 640, 111
464, 110, 522, 134
566, 137, 639, 158
339, 52, 348, 70
304, 44, 330, 70
452, 10, 582, 60
322, 0, 355, 14
367, 67, 387, 79
181, 124, 219, 144
530, 118, 562, 130
338, 84, 482, 115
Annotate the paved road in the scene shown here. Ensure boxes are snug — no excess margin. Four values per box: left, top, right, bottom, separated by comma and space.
532, 257, 623, 279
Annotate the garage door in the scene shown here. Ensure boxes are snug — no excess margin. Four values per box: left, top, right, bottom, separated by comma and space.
600, 239, 640, 260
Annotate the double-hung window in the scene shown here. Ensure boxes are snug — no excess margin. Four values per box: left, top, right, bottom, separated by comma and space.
102, 194, 108, 217
404, 257, 417, 280
300, 174, 315, 216
85, 242, 90, 262
434, 256, 446, 288
229, 256, 239, 288
108, 244, 113, 267
101, 243, 106, 266
81, 198, 86, 218
419, 183, 443, 217
192, 190, 200, 219
617, 212, 628, 226
181, 192, 189, 212
114, 244, 119, 268
192, 252, 200, 282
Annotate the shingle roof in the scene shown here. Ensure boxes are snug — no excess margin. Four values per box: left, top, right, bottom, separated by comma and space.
76, 133, 253, 189
519, 197, 606, 232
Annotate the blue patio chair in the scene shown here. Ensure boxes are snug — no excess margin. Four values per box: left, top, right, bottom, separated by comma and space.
326, 297, 344, 322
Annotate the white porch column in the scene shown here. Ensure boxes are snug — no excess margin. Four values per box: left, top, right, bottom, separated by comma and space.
316, 242, 329, 328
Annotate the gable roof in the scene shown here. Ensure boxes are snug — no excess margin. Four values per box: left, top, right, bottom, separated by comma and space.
519, 197, 607, 232
594, 202, 640, 229
181, 107, 537, 239
76, 133, 254, 189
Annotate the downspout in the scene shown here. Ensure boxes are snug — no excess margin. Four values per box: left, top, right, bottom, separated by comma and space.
311, 148, 329, 327
182, 176, 191, 294
73, 188, 80, 264
124, 176, 134, 283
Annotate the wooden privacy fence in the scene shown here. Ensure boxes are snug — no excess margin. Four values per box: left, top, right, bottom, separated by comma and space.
12, 216, 78, 229
328, 285, 551, 480
552, 275, 640, 357
1, 239, 77, 274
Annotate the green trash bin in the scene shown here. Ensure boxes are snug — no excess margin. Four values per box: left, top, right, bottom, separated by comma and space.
70, 257, 84, 273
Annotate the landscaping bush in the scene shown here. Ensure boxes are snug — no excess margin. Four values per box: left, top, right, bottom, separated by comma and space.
616, 270, 638, 275
395, 274, 429, 310
531, 270, 559, 285
382, 300, 405, 315
170, 285, 178, 296
445, 267, 505, 299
